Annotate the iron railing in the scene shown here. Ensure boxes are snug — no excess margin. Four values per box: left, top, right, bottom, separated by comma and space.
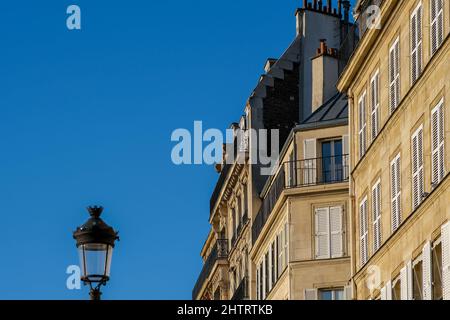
192, 239, 229, 300
252, 155, 349, 244
210, 132, 249, 215
231, 276, 249, 300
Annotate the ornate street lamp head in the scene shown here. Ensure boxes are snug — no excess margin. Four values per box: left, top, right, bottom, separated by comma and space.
73, 206, 119, 299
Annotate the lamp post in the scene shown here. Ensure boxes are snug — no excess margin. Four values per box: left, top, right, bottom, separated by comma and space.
73, 206, 119, 300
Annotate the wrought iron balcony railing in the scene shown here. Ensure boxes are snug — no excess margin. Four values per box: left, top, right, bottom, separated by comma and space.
231, 276, 249, 300
192, 239, 229, 300
252, 155, 349, 244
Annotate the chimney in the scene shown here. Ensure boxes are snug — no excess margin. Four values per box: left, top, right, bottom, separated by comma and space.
311, 40, 339, 112
342, 0, 351, 22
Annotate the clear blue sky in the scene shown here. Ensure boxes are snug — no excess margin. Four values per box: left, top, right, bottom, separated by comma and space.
0, 0, 352, 299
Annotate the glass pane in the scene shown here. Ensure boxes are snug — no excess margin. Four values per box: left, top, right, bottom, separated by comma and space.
334, 289, 345, 300
78, 244, 113, 282
322, 142, 332, 182
433, 243, 443, 300
413, 261, 423, 300
319, 290, 333, 300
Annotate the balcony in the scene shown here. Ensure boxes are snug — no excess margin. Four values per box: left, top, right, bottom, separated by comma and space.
252, 155, 349, 244
192, 239, 229, 300
231, 210, 250, 248
210, 132, 249, 217
231, 277, 249, 300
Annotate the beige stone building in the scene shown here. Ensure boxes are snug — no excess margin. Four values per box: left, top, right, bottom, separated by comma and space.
338, 0, 450, 300
193, 1, 358, 301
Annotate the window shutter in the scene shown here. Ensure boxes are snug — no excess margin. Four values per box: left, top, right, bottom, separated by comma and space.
411, 3, 423, 84
381, 281, 392, 300
344, 285, 353, 300
391, 154, 402, 232
431, 0, 444, 55
370, 72, 380, 140
422, 241, 433, 300
372, 180, 382, 252
304, 289, 318, 300
330, 206, 344, 258
442, 222, 450, 300
407, 260, 413, 300
315, 208, 330, 259
431, 99, 445, 186
389, 38, 400, 113
360, 198, 369, 266
412, 126, 424, 210
304, 139, 317, 185
256, 266, 260, 300
381, 285, 387, 300
400, 265, 408, 300
358, 93, 367, 158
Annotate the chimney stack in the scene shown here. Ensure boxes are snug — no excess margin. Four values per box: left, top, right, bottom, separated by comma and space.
342, 0, 351, 22
311, 40, 339, 112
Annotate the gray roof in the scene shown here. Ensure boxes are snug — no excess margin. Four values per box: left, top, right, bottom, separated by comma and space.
299, 93, 348, 129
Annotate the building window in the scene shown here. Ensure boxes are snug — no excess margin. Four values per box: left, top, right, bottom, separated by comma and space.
315, 206, 344, 259
370, 70, 380, 140
319, 288, 345, 300
390, 154, 402, 231
271, 242, 276, 288
412, 126, 424, 210
389, 37, 400, 112
413, 258, 423, 300
265, 252, 270, 296
411, 2, 423, 84
431, 98, 445, 187
392, 276, 402, 300
284, 223, 288, 267
304, 139, 317, 185
430, 0, 444, 55
372, 179, 382, 252
321, 139, 343, 182
432, 239, 443, 300
358, 92, 367, 159
359, 197, 369, 266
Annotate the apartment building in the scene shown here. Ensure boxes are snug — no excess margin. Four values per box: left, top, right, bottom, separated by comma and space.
193, 1, 357, 301
337, 0, 450, 300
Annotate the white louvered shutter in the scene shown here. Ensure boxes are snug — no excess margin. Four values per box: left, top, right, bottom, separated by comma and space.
372, 180, 382, 252
412, 126, 424, 210
304, 289, 318, 300
304, 139, 317, 185
344, 286, 353, 300
442, 222, 450, 300
389, 38, 400, 113
386, 280, 392, 300
431, 0, 444, 55
360, 198, 369, 266
407, 260, 413, 300
343, 134, 350, 180
330, 206, 344, 258
431, 99, 445, 186
315, 208, 330, 259
422, 241, 433, 300
400, 265, 408, 300
381, 285, 387, 300
391, 154, 402, 231
370, 71, 380, 140
359, 93, 367, 159
411, 3, 423, 84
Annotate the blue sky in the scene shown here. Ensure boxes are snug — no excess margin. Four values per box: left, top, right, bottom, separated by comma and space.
0, 0, 352, 299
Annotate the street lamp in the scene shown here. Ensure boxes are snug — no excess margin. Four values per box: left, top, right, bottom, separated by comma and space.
73, 206, 119, 300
